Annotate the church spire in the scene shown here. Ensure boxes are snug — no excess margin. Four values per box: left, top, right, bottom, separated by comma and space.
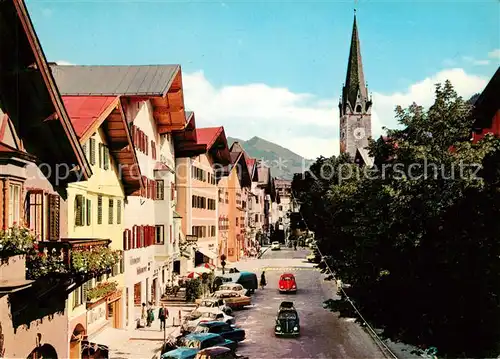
341, 13, 369, 115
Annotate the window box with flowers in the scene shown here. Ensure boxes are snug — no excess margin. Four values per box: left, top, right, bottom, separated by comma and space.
71, 248, 122, 275
0, 225, 36, 260
86, 281, 118, 303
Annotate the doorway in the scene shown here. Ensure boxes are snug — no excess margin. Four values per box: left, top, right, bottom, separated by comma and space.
107, 300, 121, 328
134, 282, 141, 306
152, 278, 157, 304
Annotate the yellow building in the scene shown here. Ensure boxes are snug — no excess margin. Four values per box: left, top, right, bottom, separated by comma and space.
62, 96, 143, 357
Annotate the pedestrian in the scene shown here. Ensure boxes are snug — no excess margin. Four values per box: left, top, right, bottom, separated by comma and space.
260, 271, 267, 289
158, 304, 168, 330
140, 303, 147, 327
146, 302, 154, 327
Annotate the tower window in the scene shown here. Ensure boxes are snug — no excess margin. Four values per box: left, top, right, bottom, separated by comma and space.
356, 105, 362, 113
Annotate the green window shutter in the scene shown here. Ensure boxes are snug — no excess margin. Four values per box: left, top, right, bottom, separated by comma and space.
98, 143, 103, 168
108, 198, 114, 224
97, 195, 103, 224
86, 199, 92, 226
104, 147, 110, 170
75, 195, 84, 226
117, 199, 122, 224
89, 137, 96, 165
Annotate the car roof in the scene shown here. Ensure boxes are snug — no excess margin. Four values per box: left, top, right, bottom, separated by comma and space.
280, 273, 295, 278
185, 332, 221, 340
197, 346, 231, 355
198, 321, 226, 328
162, 347, 199, 358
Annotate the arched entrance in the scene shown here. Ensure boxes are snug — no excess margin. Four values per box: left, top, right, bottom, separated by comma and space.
26, 344, 58, 359
69, 324, 86, 359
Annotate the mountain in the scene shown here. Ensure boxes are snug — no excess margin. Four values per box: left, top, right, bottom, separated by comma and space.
227, 136, 314, 180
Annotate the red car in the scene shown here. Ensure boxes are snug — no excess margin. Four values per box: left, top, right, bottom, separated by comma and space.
279, 273, 297, 293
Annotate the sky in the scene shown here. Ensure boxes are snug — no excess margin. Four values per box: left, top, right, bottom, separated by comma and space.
26, 0, 500, 160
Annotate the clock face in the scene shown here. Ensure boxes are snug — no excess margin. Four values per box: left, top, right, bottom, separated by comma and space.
353, 127, 365, 140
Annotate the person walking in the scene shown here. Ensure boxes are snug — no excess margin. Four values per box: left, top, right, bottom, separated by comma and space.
140, 303, 147, 328
158, 304, 168, 330
146, 302, 154, 327
260, 271, 267, 289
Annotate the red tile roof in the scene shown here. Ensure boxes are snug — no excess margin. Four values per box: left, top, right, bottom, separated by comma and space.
62, 96, 118, 138
196, 127, 223, 149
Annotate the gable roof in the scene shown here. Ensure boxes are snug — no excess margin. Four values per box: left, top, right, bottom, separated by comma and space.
230, 149, 252, 188
197, 127, 231, 165
50, 65, 180, 96
62, 96, 144, 195
0, 0, 91, 186
173, 111, 205, 158
472, 67, 500, 130
62, 96, 118, 142
50, 64, 186, 133
246, 157, 258, 182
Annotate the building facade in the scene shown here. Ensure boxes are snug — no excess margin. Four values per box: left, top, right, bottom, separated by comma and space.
50, 64, 188, 328
174, 124, 230, 268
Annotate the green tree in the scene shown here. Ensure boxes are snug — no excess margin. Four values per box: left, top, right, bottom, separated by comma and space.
293, 81, 500, 357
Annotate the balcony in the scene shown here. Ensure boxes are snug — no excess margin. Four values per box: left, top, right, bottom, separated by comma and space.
27, 238, 121, 280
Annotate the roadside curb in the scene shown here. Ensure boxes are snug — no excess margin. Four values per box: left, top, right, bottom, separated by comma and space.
257, 246, 270, 259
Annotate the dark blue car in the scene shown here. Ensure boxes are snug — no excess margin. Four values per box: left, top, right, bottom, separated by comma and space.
192, 321, 246, 342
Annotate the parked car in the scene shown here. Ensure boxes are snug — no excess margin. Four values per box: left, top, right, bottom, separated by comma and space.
219, 272, 258, 294
196, 298, 233, 316
275, 301, 300, 337
212, 290, 251, 309
161, 334, 237, 359
161, 347, 199, 359
193, 321, 246, 342
181, 333, 237, 352
271, 241, 281, 250
217, 283, 247, 297
182, 309, 235, 334
278, 273, 297, 293
194, 347, 249, 359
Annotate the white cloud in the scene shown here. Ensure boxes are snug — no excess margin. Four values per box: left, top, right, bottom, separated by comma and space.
488, 49, 500, 60
55, 60, 74, 65
463, 56, 490, 66
182, 68, 487, 161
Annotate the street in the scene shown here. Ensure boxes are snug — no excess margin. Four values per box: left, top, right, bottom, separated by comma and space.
232, 247, 386, 359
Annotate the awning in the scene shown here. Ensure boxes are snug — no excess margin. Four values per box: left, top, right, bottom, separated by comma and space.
197, 248, 217, 260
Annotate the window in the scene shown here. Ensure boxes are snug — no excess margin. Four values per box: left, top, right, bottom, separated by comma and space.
97, 195, 103, 224
236, 217, 239, 226
74, 194, 85, 226
171, 182, 175, 201
156, 180, 164, 200
26, 191, 43, 238
255, 214, 259, 223
155, 225, 164, 244
104, 145, 110, 170
151, 141, 156, 160
8, 184, 20, 227
86, 199, 92, 226
356, 105, 362, 113
72, 286, 83, 309
89, 137, 96, 165
117, 199, 122, 224
210, 226, 216, 237
108, 199, 114, 224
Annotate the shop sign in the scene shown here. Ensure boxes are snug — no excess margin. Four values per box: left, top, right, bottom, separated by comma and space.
130, 257, 140, 266
186, 235, 197, 243
137, 266, 148, 275
87, 302, 107, 332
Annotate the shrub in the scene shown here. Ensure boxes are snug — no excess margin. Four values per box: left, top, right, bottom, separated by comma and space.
185, 278, 202, 302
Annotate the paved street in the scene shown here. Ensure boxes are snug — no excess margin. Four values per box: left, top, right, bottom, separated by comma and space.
232, 247, 386, 359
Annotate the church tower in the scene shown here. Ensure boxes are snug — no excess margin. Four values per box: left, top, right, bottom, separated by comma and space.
339, 12, 373, 165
